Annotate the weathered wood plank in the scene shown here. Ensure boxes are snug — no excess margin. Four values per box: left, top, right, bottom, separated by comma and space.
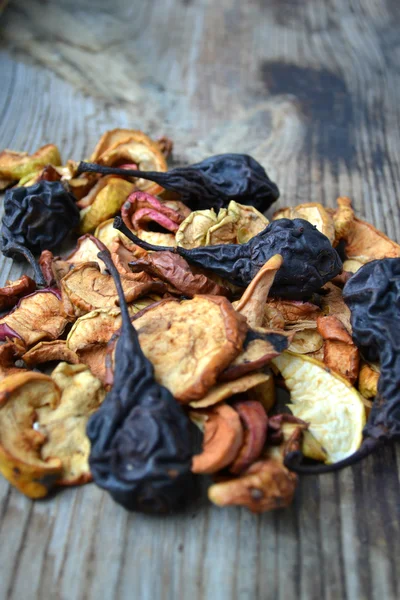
0, 0, 399, 599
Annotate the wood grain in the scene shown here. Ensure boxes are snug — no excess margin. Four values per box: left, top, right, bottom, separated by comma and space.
0, 0, 400, 598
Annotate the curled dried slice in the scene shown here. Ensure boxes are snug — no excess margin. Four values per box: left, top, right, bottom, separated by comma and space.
121, 191, 189, 234
208, 427, 300, 513
317, 315, 359, 383
0, 276, 36, 312
0, 144, 61, 183
264, 298, 321, 329
133, 296, 247, 402
335, 197, 400, 265
220, 329, 291, 381
267, 415, 328, 462
190, 404, 243, 474
22, 341, 79, 367
129, 251, 230, 298
320, 282, 352, 333
190, 371, 271, 409
176, 209, 218, 249
60, 262, 166, 318
67, 301, 162, 383
230, 400, 268, 474
36, 363, 106, 486
0, 372, 63, 498
64, 234, 106, 269
272, 352, 366, 463
273, 202, 335, 244
91, 129, 167, 195
79, 178, 135, 234
333, 196, 354, 241
234, 255, 283, 328
0, 290, 67, 347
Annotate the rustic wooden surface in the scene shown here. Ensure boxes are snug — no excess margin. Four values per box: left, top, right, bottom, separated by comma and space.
0, 1, 400, 598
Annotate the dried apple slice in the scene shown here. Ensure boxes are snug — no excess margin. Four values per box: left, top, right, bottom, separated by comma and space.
227, 201, 269, 243
36, 363, 106, 486
190, 404, 244, 474
189, 371, 271, 408
60, 262, 166, 318
0, 290, 68, 347
0, 144, 61, 182
22, 341, 79, 367
91, 129, 167, 195
132, 296, 247, 402
272, 352, 366, 463
0, 276, 36, 312
288, 329, 323, 354
334, 197, 400, 264
129, 251, 230, 298
0, 340, 26, 380
208, 426, 300, 513
317, 315, 359, 383
230, 400, 268, 474
0, 372, 63, 498
94, 218, 131, 249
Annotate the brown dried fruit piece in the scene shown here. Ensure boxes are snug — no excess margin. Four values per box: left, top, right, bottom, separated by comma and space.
189, 371, 271, 408
273, 202, 335, 244
129, 251, 230, 298
333, 196, 354, 241
64, 234, 106, 270
288, 329, 323, 354
37, 363, 106, 486
208, 426, 301, 513
335, 197, 400, 269
264, 298, 321, 330
0, 290, 68, 347
91, 129, 167, 196
66, 305, 150, 383
190, 404, 244, 474
22, 341, 79, 367
317, 315, 359, 383
0, 276, 36, 312
0, 372, 63, 498
230, 400, 268, 474
234, 255, 283, 328
131, 296, 247, 402
60, 262, 166, 318
0, 144, 61, 183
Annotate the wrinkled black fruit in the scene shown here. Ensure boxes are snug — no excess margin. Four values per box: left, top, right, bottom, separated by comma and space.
284, 258, 400, 474
115, 217, 343, 299
1, 181, 80, 255
87, 242, 196, 514
77, 153, 280, 212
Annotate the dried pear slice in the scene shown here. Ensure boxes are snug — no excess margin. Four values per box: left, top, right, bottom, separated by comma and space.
0, 144, 61, 182
79, 178, 136, 234
0, 372, 63, 498
272, 352, 366, 463
132, 296, 248, 402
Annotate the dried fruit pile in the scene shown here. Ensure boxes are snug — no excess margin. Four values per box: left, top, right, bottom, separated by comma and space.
0, 130, 398, 514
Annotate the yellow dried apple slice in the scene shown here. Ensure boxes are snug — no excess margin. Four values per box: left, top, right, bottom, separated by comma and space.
272, 352, 366, 463
0, 372, 63, 498
37, 363, 106, 486
133, 296, 248, 402
94, 218, 131, 249
0, 144, 61, 182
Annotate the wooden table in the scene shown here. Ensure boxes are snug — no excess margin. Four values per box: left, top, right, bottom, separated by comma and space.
1, 1, 400, 598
